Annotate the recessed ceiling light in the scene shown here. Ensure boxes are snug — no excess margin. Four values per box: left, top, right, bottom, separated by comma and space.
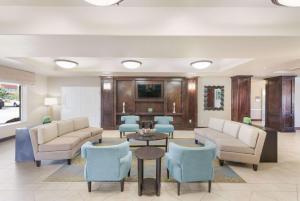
191, 60, 213, 70
55, 59, 78, 69
272, 0, 300, 7
84, 0, 124, 6
122, 60, 142, 69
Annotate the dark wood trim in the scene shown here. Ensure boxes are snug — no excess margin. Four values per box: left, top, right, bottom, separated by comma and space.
295, 127, 300, 130
252, 119, 262, 121
0, 135, 15, 143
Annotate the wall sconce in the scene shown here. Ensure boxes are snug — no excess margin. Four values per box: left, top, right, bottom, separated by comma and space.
103, 82, 112, 90
188, 81, 196, 91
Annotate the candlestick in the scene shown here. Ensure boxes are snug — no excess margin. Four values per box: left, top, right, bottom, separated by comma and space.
173, 102, 176, 113
122, 102, 126, 114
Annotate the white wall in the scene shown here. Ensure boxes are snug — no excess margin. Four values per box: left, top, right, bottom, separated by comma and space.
47, 77, 100, 121
198, 77, 231, 126
295, 77, 300, 128
251, 78, 266, 120
0, 75, 48, 138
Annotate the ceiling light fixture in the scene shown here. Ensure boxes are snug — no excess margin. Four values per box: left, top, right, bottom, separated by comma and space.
84, 0, 124, 6
271, 0, 300, 7
191, 60, 213, 70
55, 59, 78, 69
122, 60, 142, 69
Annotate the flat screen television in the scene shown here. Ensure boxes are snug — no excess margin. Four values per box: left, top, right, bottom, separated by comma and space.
137, 84, 162, 98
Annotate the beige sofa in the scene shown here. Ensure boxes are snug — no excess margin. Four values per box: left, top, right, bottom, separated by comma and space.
29, 117, 103, 167
195, 118, 266, 171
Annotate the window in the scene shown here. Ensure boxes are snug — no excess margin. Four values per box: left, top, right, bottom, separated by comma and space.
0, 82, 21, 125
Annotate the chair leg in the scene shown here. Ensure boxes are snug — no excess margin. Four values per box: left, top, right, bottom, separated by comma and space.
208, 181, 212, 193
120, 132, 122, 138
67, 159, 71, 165
219, 160, 224, 166
99, 139, 102, 143
195, 139, 198, 144
253, 164, 258, 171
172, 132, 174, 139
88, 182, 91, 192
35, 160, 41, 167
128, 169, 131, 177
177, 181, 180, 196
120, 179, 125, 192
167, 169, 169, 179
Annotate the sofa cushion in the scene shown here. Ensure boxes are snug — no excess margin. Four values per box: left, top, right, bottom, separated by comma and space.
73, 117, 89, 130
208, 118, 225, 132
215, 138, 255, 154
37, 123, 58, 145
222, 121, 241, 138
63, 130, 91, 140
80, 127, 103, 136
38, 136, 80, 152
57, 120, 74, 136
238, 125, 259, 148
195, 128, 234, 143
119, 124, 139, 132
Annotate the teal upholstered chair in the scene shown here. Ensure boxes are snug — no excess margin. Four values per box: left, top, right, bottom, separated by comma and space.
81, 141, 132, 192
165, 141, 216, 195
119, 116, 140, 138
154, 116, 174, 138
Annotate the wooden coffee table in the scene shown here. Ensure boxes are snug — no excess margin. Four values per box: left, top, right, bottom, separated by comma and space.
126, 133, 169, 152
135, 147, 165, 196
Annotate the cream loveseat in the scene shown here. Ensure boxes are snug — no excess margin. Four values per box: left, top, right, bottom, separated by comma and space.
195, 118, 266, 171
29, 117, 103, 167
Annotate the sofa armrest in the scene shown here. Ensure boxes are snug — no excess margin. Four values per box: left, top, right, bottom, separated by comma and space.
29, 127, 39, 159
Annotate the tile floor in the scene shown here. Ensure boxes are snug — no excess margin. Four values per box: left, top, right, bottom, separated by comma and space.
0, 130, 300, 201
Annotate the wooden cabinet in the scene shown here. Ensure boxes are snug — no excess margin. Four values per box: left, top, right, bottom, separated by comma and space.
265, 76, 295, 132
101, 77, 198, 130
231, 76, 252, 122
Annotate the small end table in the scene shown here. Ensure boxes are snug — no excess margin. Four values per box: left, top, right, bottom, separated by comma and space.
135, 147, 165, 196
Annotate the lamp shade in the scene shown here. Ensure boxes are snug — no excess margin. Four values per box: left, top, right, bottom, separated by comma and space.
44, 97, 58, 106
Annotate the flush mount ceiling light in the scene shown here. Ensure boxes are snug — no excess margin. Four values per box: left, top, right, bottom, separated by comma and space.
84, 0, 124, 6
272, 0, 300, 7
55, 59, 78, 69
122, 60, 142, 69
191, 60, 213, 70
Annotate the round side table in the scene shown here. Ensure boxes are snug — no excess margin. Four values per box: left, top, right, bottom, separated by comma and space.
135, 146, 165, 196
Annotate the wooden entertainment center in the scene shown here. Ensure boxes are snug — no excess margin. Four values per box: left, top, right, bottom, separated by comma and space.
101, 77, 198, 130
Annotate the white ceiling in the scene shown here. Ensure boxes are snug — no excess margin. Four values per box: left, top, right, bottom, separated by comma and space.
0, 0, 276, 7
0, 0, 299, 77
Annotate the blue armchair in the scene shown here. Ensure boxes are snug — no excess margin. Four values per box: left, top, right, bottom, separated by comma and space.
154, 116, 174, 138
81, 141, 132, 192
165, 141, 216, 195
119, 115, 140, 138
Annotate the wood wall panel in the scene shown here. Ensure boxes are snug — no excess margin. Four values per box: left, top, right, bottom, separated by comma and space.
101, 77, 115, 129
101, 77, 198, 130
265, 76, 295, 132
116, 80, 135, 113
165, 80, 182, 113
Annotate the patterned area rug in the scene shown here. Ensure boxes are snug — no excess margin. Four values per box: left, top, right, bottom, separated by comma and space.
44, 138, 245, 183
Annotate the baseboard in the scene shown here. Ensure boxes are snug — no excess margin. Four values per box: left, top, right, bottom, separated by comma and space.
295, 127, 300, 131
0, 135, 15, 143
252, 119, 262, 121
